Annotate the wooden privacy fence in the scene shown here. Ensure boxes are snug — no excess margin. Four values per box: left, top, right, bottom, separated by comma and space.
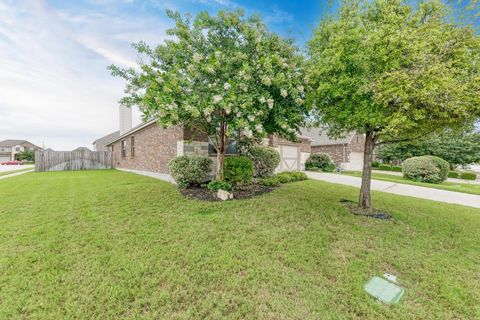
35, 150, 113, 172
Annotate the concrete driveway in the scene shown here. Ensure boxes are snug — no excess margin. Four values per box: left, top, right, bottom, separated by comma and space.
306, 171, 480, 209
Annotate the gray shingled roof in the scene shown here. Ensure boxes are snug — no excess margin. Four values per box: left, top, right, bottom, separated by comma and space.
300, 128, 355, 146
0, 139, 41, 148
92, 131, 120, 145
0, 139, 27, 147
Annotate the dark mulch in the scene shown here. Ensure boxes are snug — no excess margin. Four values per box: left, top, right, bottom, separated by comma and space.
340, 199, 393, 220
180, 184, 275, 201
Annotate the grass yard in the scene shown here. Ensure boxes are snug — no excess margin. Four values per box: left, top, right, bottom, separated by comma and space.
0, 170, 479, 319
342, 171, 480, 196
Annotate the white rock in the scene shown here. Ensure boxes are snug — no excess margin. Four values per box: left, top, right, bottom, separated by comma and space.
217, 189, 234, 201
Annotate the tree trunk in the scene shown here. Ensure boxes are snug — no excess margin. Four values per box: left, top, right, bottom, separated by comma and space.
215, 111, 227, 180
359, 131, 376, 210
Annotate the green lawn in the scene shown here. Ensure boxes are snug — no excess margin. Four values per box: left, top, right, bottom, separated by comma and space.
342, 171, 480, 196
0, 170, 479, 319
0, 167, 32, 177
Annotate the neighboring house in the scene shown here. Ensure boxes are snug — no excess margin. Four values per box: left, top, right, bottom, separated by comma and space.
92, 131, 120, 151
103, 106, 311, 177
301, 128, 366, 171
0, 140, 42, 162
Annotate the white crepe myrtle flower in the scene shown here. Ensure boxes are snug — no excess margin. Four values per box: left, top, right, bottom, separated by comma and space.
248, 115, 255, 122
259, 96, 266, 104
262, 76, 272, 86
215, 51, 222, 59
281, 123, 288, 129
295, 98, 304, 105
156, 76, 164, 84
206, 66, 215, 74
297, 85, 304, 93
213, 95, 222, 104
267, 98, 274, 109
206, 115, 212, 123
193, 53, 202, 63
224, 82, 231, 90
282, 62, 289, 69
280, 89, 288, 98
244, 128, 253, 138
236, 112, 242, 117
255, 124, 263, 132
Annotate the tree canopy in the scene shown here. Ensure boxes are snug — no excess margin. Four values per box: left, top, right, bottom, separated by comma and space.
307, 0, 480, 208
377, 129, 480, 167
109, 9, 309, 179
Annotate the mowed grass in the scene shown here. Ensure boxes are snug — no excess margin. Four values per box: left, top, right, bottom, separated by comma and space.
0, 170, 479, 319
342, 171, 480, 196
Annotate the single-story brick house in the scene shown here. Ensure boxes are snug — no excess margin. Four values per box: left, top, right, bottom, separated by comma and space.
301, 128, 366, 171
103, 107, 311, 178
0, 139, 42, 162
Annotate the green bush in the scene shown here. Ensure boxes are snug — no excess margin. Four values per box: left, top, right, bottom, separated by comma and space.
245, 146, 280, 178
286, 171, 308, 182
448, 171, 460, 178
259, 176, 281, 187
169, 156, 212, 188
391, 165, 403, 172
207, 180, 233, 192
402, 156, 446, 184
276, 172, 293, 183
460, 172, 477, 180
425, 156, 450, 181
378, 164, 392, 171
372, 161, 380, 168
305, 153, 336, 172
223, 156, 254, 185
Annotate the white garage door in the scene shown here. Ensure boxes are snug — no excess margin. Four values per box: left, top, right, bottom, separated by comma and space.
0, 156, 11, 163
349, 152, 364, 171
278, 145, 300, 171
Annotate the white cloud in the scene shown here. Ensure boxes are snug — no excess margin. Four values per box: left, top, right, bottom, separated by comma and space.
0, 0, 170, 150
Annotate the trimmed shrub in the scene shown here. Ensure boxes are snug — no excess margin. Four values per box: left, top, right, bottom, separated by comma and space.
286, 171, 308, 182
276, 172, 293, 183
425, 156, 450, 181
402, 156, 445, 184
169, 156, 212, 188
260, 176, 281, 187
391, 165, 403, 172
378, 164, 392, 171
372, 161, 380, 168
245, 146, 280, 178
448, 171, 460, 179
460, 172, 477, 180
305, 153, 336, 172
223, 156, 254, 185
207, 180, 233, 192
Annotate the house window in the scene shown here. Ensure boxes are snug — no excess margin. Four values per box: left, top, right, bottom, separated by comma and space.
15, 147, 20, 152
130, 136, 135, 158
121, 140, 127, 157
208, 136, 238, 156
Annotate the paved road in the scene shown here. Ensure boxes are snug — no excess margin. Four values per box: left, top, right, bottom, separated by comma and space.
306, 172, 480, 209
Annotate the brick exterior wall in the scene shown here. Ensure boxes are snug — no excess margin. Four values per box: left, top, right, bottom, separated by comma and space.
110, 123, 312, 175
111, 123, 183, 174
312, 144, 348, 164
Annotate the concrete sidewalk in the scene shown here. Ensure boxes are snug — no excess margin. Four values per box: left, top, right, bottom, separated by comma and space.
372, 169, 480, 184
0, 169, 34, 180
306, 172, 480, 209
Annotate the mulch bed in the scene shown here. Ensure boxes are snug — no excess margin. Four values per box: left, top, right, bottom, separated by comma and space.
180, 184, 275, 201
340, 199, 393, 220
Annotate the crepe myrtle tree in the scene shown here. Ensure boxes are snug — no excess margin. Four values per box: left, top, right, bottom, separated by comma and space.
307, 0, 480, 209
109, 9, 309, 180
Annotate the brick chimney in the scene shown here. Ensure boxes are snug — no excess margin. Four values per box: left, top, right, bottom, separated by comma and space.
119, 105, 132, 135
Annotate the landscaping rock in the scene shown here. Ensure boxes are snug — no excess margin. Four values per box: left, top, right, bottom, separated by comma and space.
217, 189, 234, 201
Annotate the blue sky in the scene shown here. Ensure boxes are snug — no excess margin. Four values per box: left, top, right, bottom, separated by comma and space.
0, 0, 476, 150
